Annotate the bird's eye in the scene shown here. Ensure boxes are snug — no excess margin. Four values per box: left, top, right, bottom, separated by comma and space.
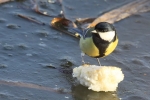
104, 29, 107, 32
103, 29, 108, 32
96, 28, 108, 32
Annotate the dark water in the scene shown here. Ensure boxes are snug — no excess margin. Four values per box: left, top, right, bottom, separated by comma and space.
0, 0, 150, 100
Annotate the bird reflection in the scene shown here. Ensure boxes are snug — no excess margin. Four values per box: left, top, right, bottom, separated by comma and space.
72, 85, 120, 100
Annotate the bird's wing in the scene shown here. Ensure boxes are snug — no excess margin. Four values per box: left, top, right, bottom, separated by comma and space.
83, 28, 94, 38
68, 27, 94, 39
68, 27, 83, 37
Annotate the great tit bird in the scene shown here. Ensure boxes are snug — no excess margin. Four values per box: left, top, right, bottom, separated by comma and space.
71, 22, 118, 65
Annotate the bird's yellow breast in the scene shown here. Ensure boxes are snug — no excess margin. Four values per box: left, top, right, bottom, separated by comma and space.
79, 36, 118, 58
104, 37, 118, 57
79, 37, 99, 57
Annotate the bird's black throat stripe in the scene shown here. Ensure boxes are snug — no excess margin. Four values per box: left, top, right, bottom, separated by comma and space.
92, 32, 117, 58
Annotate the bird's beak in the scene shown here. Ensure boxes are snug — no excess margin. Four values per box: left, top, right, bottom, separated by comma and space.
91, 30, 97, 33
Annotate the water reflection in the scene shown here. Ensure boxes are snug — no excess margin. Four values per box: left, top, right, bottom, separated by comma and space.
72, 85, 120, 100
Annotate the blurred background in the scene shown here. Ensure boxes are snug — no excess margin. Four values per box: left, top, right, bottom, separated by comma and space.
0, 0, 150, 100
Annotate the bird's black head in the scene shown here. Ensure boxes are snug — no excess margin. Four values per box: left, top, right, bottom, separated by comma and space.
95, 22, 115, 32
92, 22, 116, 42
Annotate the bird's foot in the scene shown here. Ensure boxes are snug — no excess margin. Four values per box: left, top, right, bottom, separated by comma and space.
82, 62, 90, 66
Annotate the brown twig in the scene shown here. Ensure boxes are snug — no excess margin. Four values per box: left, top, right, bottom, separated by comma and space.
32, 3, 56, 17
17, 14, 45, 25
0, 0, 12, 4
89, 0, 150, 27
0, 80, 71, 94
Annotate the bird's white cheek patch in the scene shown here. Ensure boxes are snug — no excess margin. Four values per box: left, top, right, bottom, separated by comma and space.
98, 31, 115, 42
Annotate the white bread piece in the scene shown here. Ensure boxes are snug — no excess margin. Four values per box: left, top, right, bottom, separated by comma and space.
73, 65, 124, 92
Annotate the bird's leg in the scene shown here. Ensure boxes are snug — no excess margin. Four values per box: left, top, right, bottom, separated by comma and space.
81, 52, 86, 65
97, 58, 101, 66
